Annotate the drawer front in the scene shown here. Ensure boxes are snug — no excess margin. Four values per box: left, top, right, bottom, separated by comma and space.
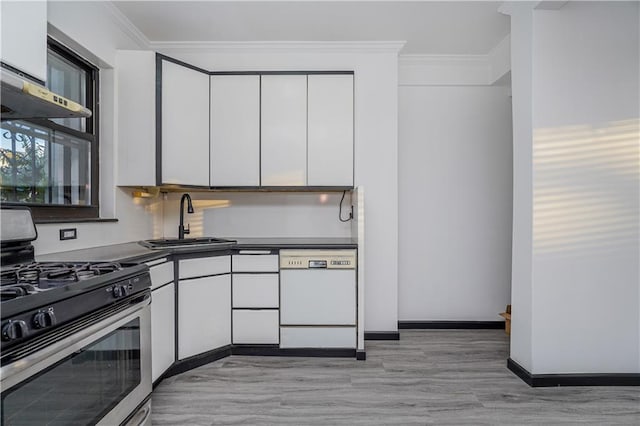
232, 310, 279, 344
280, 327, 356, 348
148, 261, 174, 290
179, 255, 230, 279
232, 274, 279, 308
232, 254, 279, 272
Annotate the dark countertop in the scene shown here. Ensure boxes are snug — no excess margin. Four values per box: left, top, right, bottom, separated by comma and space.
37, 242, 170, 264
37, 238, 357, 263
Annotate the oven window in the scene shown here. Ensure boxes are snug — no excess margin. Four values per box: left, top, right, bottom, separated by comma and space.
1, 318, 141, 425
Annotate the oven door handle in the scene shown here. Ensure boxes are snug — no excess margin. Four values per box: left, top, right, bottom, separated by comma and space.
1, 294, 150, 390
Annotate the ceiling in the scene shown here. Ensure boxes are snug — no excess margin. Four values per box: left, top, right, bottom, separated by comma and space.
112, 1, 510, 55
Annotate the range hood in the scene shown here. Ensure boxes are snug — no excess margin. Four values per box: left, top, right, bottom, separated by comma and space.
0, 68, 92, 120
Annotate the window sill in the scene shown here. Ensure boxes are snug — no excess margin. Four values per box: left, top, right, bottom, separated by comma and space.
34, 218, 119, 224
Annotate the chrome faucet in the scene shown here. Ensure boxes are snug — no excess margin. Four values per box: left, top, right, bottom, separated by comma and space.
178, 193, 194, 239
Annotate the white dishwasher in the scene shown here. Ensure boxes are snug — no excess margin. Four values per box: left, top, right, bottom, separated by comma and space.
280, 250, 356, 348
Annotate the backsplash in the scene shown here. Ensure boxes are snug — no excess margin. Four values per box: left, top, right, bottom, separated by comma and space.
162, 191, 353, 238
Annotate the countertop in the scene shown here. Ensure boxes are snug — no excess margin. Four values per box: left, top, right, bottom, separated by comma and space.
37, 242, 170, 264
37, 238, 357, 263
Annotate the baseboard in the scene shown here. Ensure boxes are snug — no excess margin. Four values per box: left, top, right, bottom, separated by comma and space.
159, 345, 232, 384
507, 358, 640, 387
356, 350, 366, 360
398, 320, 505, 329
365, 331, 400, 340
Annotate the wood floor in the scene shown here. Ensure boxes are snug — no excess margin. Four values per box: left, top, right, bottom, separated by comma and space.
152, 330, 640, 425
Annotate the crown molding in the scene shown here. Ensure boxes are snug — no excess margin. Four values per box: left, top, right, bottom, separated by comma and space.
149, 40, 406, 54
103, 1, 151, 49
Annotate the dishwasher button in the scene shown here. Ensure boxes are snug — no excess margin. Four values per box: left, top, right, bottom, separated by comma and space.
308, 260, 327, 268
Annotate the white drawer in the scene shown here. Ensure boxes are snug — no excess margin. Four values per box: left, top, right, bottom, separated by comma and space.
179, 255, 230, 279
147, 260, 174, 290
232, 254, 279, 272
232, 310, 279, 344
280, 327, 356, 348
232, 274, 279, 308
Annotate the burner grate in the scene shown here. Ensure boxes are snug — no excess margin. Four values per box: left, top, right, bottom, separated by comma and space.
0, 262, 124, 300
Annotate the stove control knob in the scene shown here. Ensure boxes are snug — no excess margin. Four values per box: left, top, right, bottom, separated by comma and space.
33, 309, 57, 329
112, 285, 129, 298
2, 320, 28, 341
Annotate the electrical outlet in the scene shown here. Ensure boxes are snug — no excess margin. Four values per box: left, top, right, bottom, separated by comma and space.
59, 228, 77, 240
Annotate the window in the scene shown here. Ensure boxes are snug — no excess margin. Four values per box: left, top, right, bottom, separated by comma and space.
0, 38, 99, 221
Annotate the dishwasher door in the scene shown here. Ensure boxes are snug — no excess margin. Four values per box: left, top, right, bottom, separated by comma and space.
280, 269, 356, 325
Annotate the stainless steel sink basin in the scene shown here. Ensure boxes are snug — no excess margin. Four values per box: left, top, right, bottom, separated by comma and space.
139, 237, 236, 250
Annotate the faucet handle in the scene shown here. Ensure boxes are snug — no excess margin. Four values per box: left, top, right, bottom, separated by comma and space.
184, 224, 190, 235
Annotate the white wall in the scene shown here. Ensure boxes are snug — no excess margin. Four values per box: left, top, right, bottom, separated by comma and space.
155, 46, 400, 332
503, 2, 535, 372
507, 1, 640, 374
530, 1, 639, 374
34, 1, 158, 255
398, 85, 513, 321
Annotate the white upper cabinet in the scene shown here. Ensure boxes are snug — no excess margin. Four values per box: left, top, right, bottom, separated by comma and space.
210, 75, 260, 186
0, 1, 47, 82
261, 75, 308, 186
161, 60, 210, 186
307, 74, 354, 186
116, 51, 156, 186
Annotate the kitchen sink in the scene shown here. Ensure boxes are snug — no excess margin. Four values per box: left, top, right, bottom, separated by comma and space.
139, 237, 236, 250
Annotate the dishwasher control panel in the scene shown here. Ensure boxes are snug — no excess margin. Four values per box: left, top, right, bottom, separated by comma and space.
280, 250, 357, 270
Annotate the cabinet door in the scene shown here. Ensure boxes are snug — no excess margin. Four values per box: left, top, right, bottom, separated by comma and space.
151, 283, 175, 382
307, 74, 354, 186
261, 75, 307, 186
210, 75, 260, 186
161, 60, 210, 186
0, 1, 47, 82
178, 275, 231, 359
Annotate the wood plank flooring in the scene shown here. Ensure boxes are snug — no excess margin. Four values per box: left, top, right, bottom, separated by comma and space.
152, 330, 640, 425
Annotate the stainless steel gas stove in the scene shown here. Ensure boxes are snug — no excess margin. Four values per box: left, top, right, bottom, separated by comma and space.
0, 206, 152, 426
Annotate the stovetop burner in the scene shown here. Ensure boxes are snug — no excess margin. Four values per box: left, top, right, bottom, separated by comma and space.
0, 262, 123, 301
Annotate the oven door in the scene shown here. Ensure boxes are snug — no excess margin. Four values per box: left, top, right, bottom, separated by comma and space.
0, 294, 151, 426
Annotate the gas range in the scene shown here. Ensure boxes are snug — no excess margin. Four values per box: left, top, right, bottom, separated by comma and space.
0, 207, 150, 358
1, 206, 153, 426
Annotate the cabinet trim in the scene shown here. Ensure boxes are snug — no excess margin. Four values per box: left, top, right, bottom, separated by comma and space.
151, 281, 174, 292
0, 61, 45, 86
155, 54, 162, 186
179, 272, 231, 282
232, 307, 279, 311
156, 53, 210, 74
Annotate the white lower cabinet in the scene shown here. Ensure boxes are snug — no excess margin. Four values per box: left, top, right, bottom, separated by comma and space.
232, 310, 279, 344
178, 274, 231, 359
151, 283, 175, 382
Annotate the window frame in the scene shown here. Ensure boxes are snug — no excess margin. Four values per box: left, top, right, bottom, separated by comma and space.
1, 37, 100, 222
